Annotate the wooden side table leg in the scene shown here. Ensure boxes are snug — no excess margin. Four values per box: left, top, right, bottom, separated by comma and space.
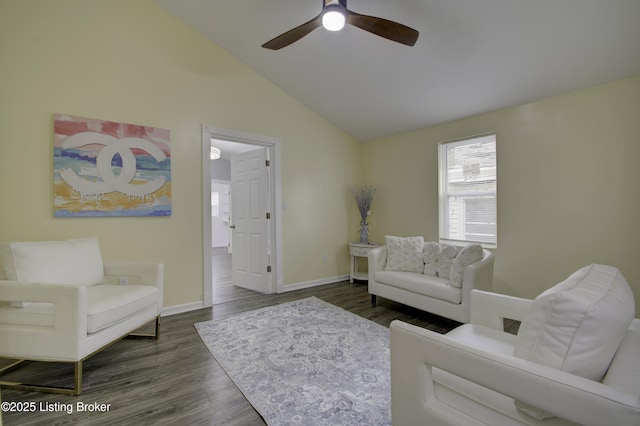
350, 253, 354, 283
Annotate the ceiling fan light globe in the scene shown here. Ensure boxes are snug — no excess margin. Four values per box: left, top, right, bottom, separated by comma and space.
322, 10, 346, 31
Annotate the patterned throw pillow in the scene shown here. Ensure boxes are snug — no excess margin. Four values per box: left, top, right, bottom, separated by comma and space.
384, 236, 424, 273
423, 242, 457, 279
449, 244, 483, 288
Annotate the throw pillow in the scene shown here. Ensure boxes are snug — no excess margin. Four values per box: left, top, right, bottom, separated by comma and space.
449, 244, 483, 288
423, 242, 457, 279
513, 264, 635, 419
3, 237, 106, 287
384, 236, 424, 273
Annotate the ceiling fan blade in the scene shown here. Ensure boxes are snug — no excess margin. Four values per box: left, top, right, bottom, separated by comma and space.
347, 12, 419, 46
262, 14, 323, 50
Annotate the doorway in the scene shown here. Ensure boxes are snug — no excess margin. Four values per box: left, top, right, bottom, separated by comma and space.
209, 179, 243, 304
202, 125, 283, 308
211, 181, 230, 250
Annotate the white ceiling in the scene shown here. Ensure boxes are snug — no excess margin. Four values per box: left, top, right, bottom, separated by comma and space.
156, 0, 640, 142
210, 138, 261, 161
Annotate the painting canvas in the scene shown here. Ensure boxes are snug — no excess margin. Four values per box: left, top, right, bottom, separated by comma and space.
53, 114, 171, 217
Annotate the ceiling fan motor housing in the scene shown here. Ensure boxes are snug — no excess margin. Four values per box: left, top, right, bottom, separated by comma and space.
324, 0, 347, 8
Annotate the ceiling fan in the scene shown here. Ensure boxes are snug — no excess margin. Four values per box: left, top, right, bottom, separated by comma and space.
262, 0, 419, 50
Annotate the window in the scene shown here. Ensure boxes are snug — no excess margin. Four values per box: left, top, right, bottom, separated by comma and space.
439, 134, 497, 247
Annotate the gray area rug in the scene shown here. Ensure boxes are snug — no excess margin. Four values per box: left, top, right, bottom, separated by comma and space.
195, 297, 391, 425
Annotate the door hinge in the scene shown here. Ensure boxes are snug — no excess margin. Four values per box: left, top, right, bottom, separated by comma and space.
266, 212, 271, 219
265, 160, 270, 167
267, 265, 272, 272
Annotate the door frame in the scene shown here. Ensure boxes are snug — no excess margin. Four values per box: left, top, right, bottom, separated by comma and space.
202, 125, 283, 307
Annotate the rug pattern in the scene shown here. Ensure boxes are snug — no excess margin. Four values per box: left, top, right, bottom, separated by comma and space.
195, 297, 391, 425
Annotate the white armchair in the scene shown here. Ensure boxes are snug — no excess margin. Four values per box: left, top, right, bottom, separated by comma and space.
0, 237, 163, 395
390, 265, 640, 425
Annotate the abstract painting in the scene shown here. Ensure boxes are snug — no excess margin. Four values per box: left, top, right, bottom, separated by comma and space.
53, 114, 171, 217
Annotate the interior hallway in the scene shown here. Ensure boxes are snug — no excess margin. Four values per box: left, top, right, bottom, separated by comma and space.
211, 247, 259, 305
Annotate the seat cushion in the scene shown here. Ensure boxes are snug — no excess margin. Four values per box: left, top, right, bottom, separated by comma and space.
375, 270, 462, 304
87, 284, 159, 333
446, 323, 517, 356
0, 302, 55, 327
436, 325, 574, 425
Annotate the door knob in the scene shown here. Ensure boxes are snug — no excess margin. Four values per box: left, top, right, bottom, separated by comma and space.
229, 224, 236, 229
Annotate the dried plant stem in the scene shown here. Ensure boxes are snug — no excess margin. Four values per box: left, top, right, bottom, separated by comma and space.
352, 185, 376, 221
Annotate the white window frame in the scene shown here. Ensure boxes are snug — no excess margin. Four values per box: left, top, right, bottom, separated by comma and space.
439, 133, 497, 248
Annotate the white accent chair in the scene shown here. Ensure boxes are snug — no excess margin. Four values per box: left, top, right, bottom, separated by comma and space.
0, 237, 163, 395
390, 265, 640, 425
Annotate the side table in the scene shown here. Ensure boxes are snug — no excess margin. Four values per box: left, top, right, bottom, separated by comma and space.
349, 242, 379, 283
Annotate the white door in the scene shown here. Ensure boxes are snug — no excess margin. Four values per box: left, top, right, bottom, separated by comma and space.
211, 182, 230, 248
230, 147, 272, 293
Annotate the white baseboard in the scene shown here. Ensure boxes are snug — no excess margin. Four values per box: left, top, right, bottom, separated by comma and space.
278, 275, 349, 293
161, 301, 205, 317
161, 275, 350, 316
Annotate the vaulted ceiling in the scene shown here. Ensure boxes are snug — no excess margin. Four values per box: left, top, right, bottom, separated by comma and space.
155, 0, 640, 141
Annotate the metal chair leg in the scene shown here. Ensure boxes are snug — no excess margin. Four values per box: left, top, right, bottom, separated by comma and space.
128, 316, 160, 339
0, 360, 82, 395
0, 316, 159, 395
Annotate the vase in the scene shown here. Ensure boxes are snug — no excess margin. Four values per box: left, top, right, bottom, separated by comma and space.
359, 220, 369, 243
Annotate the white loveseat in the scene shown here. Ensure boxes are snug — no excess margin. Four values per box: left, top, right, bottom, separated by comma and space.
0, 237, 163, 395
390, 264, 640, 425
368, 236, 494, 323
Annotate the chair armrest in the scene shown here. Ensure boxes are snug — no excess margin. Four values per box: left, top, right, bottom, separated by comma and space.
470, 289, 532, 330
390, 320, 640, 426
103, 261, 163, 287
462, 250, 494, 292
103, 261, 164, 309
0, 280, 87, 361
456, 250, 494, 323
368, 246, 387, 274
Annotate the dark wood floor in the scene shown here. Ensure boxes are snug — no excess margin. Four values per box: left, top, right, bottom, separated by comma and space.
1, 276, 462, 425
210, 249, 257, 305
